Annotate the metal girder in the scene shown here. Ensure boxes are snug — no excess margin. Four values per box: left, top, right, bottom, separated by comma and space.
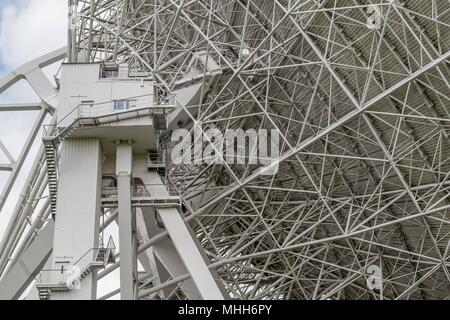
1, 0, 450, 300
0, 220, 54, 300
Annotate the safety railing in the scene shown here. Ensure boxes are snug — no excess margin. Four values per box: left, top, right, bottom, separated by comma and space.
101, 183, 179, 199
77, 95, 176, 118
43, 93, 176, 137
36, 245, 111, 288
101, 186, 118, 199
135, 184, 178, 198
147, 152, 167, 168
100, 70, 119, 79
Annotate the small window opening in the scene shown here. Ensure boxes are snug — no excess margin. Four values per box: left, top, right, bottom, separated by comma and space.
114, 100, 130, 111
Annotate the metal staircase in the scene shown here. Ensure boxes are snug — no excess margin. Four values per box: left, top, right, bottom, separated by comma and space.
36, 260, 104, 300
43, 138, 58, 217
42, 99, 175, 218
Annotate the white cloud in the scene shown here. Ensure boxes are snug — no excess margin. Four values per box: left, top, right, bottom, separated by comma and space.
0, 0, 67, 69
0, 0, 67, 229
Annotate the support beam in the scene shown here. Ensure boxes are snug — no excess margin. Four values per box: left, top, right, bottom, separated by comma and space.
191, 49, 450, 216
0, 220, 54, 300
116, 144, 138, 300
50, 138, 102, 300
152, 237, 203, 300
0, 103, 43, 112
156, 207, 225, 300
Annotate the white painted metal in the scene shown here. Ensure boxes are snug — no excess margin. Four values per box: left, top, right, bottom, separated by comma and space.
49, 138, 102, 300
144, 170, 225, 300
157, 207, 225, 300
0, 0, 449, 301
116, 144, 138, 300
58, 63, 154, 126
152, 236, 203, 300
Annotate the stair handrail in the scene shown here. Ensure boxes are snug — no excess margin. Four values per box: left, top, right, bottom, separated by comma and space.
43, 92, 176, 137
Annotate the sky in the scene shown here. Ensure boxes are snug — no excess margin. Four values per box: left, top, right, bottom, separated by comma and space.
0, 0, 67, 70
0, 0, 67, 234
0, 0, 68, 166
0, 0, 120, 299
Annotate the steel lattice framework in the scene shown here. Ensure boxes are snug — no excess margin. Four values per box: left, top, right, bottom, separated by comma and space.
0, 0, 450, 300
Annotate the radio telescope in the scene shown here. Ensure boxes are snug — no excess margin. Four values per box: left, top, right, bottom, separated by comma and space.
0, 0, 449, 300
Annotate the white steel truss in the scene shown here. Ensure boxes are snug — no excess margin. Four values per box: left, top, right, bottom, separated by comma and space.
0, 0, 449, 300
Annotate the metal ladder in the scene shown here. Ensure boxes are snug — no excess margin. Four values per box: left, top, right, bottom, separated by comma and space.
43, 138, 58, 217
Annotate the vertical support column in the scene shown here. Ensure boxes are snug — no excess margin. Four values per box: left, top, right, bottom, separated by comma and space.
51, 138, 102, 300
68, 0, 78, 63
116, 144, 137, 300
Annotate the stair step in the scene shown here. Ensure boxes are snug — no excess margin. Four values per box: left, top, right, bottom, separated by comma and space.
38, 288, 50, 300
44, 141, 58, 218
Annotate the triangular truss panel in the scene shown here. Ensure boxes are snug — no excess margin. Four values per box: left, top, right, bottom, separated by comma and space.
0, 0, 449, 300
